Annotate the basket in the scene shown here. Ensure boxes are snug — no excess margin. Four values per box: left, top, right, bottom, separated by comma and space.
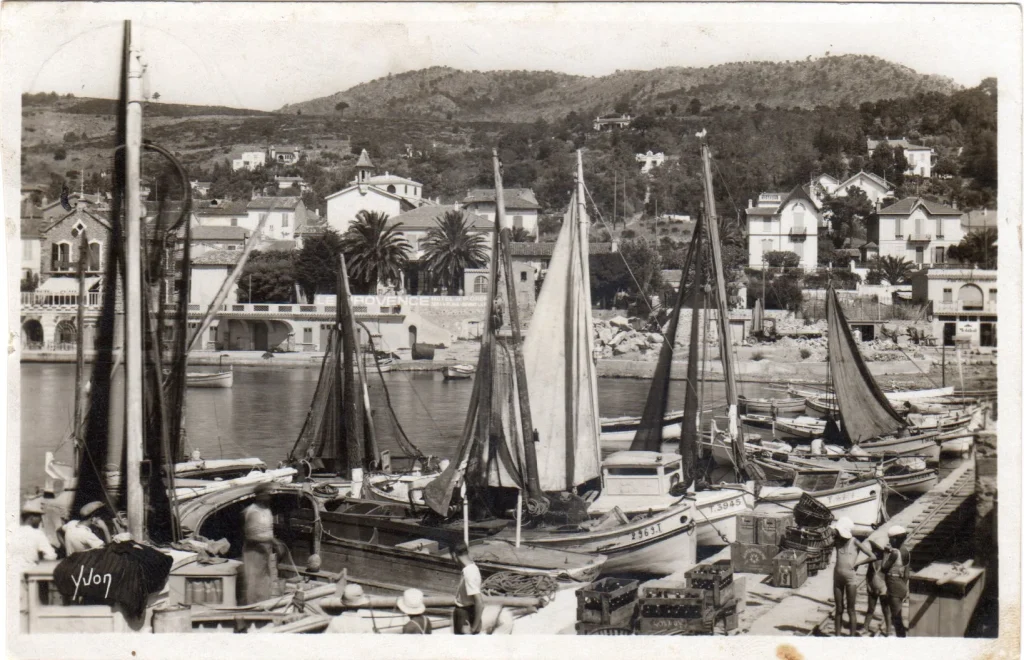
792, 493, 834, 528
783, 525, 834, 550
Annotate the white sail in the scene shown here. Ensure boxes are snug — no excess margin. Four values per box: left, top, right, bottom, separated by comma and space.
522, 155, 601, 492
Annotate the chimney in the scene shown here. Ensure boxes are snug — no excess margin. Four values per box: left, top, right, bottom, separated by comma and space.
952, 200, 958, 210
610, 240, 619, 253
748, 199, 753, 209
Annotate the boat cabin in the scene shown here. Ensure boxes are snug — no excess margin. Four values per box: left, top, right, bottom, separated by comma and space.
600, 451, 684, 497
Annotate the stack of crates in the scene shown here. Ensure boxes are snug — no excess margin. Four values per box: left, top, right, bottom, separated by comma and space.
575, 578, 639, 634
781, 525, 834, 574
685, 560, 735, 608
730, 512, 793, 574
772, 549, 810, 589
636, 580, 714, 634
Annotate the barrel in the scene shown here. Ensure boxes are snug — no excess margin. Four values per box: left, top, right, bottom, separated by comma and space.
152, 605, 192, 633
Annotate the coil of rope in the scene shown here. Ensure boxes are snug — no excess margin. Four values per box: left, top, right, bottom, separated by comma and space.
481, 571, 558, 601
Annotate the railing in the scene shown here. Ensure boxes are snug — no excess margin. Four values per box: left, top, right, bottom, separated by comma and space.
907, 234, 932, 242
789, 227, 808, 237
933, 300, 998, 314
21, 292, 101, 308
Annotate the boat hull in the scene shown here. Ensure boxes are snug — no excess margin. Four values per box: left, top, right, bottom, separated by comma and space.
186, 371, 233, 388
739, 396, 805, 414
442, 366, 473, 380
859, 434, 941, 465
693, 489, 755, 547
755, 480, 883, 533
599, 424, 682, 452
505, 500, 699, 576
939, 433, 975, 456
885, 470, 939, 495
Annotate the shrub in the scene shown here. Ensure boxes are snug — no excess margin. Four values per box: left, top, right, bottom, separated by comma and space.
751, 350, 765, 361
764, 250, 801, 269
53, 147, 67, 161
799, 348, 812, 360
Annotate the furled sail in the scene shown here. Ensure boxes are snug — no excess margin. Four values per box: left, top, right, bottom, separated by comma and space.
826, 286, 907, 443
522, 160, 601, 492
424, 156, 528, 515
630, 216, 702, 461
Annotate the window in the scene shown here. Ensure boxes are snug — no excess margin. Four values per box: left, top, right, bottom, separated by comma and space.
792, 204, 805, 230
88, 241, 101, 272
404, 185, 408, 194
282, 214, 289, 228
762, 218, 771, 233
387, 184, 397, 194
303, 327, 313, 343
895, 218, 903, 238
935, 219, 945, 238
227, 245, 237, 250
989, 288, 997, 303
513, 215, 524, 229
943, 288, 953, 303
791, 241, 803, 260
231, 218, 238, 227
934, 246, 945, 264
914, 216, 923, 237
51, 242, 70, 271
915, 247, 924, 265
209, 327, 216, 343
22, 240, 33, 260
520, 271, 527, 282
473, 275, 488, 294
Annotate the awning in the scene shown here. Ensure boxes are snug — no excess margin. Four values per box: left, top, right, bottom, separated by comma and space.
37, 277, 101, 293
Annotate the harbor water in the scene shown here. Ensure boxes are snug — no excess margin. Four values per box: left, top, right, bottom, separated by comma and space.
17, 363, 960, 502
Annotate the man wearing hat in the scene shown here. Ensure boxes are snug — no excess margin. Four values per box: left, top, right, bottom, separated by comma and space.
242, 483, 280, 604
325, 584, 376, 633
11, 500, 57, 571
398, 588, 432, 634
881, 525, 911, 637
855, 538, 892, 636
831, 517, 874, 637
61, 502, 108, 555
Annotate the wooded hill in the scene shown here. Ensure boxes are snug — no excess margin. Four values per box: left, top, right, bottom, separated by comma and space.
278, 55, 961, 121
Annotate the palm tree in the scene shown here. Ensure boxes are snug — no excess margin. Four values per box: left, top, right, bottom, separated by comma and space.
870, 255, 917, 285
421, 210, 489, 295
339, 210, 411, 293
510, 226, 533, 242
948, 228, 997, 269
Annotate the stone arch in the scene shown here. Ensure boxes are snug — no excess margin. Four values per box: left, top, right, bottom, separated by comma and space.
957, 283, 984, 309
22, 318, 44, 349
266, 320, 294, 351
54, 319, 77, 346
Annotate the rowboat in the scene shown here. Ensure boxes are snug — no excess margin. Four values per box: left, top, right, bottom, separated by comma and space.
365, 355, 393, 373
858, 433, 941, 465
738, 395, 805, 414
185, 370, 233, 388
885, 385, 955, 401
753, 452, 938, 497
739, 414, 825, 439
442, 364, 474, 380
753, 474, 884, 535
805, 396, 838, 415
937, 430, 975, 456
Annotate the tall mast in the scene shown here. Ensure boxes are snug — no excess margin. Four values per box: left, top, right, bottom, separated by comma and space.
493, 150, 547, 514
72, 232, 88, 469
123, 21, 146, 540
576, 150, 601, 478
699, 138, 749, 470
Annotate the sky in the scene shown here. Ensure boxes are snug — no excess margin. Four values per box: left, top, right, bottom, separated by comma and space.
1, 2, 1018, 112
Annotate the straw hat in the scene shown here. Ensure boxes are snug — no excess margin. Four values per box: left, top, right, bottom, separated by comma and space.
835, 525, 852, 539
21, 500, 43, 516
80, 501, 105, 517
396, 588, 426, 616
342, 584, 370, 607
887, 525, 907, 538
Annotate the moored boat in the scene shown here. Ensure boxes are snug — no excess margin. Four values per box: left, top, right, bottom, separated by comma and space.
738, 395, 805, 414
442, 364, 474, 380
185, 370, 233, 388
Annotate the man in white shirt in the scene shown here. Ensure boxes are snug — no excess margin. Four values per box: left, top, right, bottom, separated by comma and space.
11, 502, 57, 570
62, 519, 106, 555
242, 483, 279, 604
451, 541, 483, 634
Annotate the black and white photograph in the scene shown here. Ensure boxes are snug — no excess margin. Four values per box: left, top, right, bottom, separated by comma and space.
2, 2, 1020, 657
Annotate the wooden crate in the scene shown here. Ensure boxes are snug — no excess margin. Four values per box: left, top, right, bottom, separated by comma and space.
757, 513, 795, 546
637, 612, 713, 635
685, 561, 735, 608
576, 578, 639, 624
908, 563, 987, 637
638, 592, 713, 620
717, 599, 739, 632
772, 549, 809, 589
736, 513, 759, 544
730, 542, 779, 574
640, 579, 691, 599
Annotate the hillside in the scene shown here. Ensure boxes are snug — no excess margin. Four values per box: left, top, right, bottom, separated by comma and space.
279, 55, 961, 121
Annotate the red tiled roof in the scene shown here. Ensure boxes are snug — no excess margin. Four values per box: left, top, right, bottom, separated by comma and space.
878, 197, 962, 216
192, 226, 250, 241
195, 200, 249, 216
247, 197, 301, 211
390, 205, 491, 231
462, 188, 540, 210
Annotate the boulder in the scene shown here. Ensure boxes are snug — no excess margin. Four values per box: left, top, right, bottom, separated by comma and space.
609, 315, 631, 330
608, 330, 630, 347
647, 333, 664, 344
597, 325, 614, 343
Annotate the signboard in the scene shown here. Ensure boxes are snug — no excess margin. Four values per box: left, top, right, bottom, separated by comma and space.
957, 321, 978, 335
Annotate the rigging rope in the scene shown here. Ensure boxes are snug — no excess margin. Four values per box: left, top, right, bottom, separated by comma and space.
481, 571, 558, 600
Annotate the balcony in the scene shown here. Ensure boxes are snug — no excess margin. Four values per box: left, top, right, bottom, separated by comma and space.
933, 300, 998, 314
789, 227, 808, 239
907, 234, 932, 242
22, 291, 101, 309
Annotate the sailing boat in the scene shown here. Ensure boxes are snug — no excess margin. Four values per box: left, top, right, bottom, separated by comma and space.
420, 150, 698, 576
284, 254, 441, 505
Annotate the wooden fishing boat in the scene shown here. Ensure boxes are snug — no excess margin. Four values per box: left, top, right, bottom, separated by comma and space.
587, 451, 753, 548
885, 385, 955, 401
906, 410, 976, 431
938, 430, 975, 456
365, 355, 393, 373
753, 473, 884, 534
738, 395, 805, 414
442, 364, 475, 380
858, 433, 941, 465
754, 452, 937, 497
185, 370, 233, 388
739, 414, 825, 439
600, 410, 686, 433
599, 423, 682, 452
805, 395, 838, 415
